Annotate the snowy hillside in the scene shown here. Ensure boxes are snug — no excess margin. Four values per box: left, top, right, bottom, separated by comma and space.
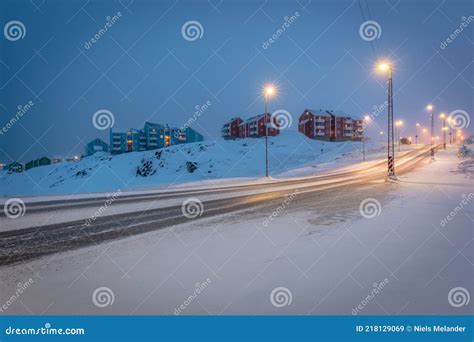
0, 132, 379, 196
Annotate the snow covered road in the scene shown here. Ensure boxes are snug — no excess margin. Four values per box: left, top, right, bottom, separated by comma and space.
1, 147, 471, 316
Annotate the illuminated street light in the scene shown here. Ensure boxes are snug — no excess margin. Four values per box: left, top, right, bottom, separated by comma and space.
361, 115, 371, 162
395, 120, 403, 152
376, 61, 396, 179
427, 104, 435, 160
439, 112, 447, 150
262, 84, 276, 178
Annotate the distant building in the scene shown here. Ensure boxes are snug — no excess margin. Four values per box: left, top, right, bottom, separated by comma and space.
0, 163, 4, 171
221, 114, 279, 139
6, 161, 24, 173
298, 109, 363, 142
222, 117, 243, 139
110, 121, 204, 155
85, 138, 109, 156
25, 157, 51, 170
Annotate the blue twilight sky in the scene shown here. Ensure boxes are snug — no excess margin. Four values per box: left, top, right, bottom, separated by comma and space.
0, 0, 472, 163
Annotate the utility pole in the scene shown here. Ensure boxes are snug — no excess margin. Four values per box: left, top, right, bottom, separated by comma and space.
387, 66, 395, 179
428, 105, 435, 161
265, 95, 268, 178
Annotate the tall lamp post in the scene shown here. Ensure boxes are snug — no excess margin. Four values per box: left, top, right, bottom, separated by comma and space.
263, 85, 275, 178
377, 62, 395, 179
426, 105, 435, 160
415, 123, 420, 145
362, 115, 371, 162
440, 113, 447, 150
395, 120, 403, 152
447, 118, 453, 144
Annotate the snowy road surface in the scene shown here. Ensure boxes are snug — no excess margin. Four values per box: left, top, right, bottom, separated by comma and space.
0, 147, 431, 264
0, 147, 472, 315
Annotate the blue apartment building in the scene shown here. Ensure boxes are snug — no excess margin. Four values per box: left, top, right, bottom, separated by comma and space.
110, 122, 203, 154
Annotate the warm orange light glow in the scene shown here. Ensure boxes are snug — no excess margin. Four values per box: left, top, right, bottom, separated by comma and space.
426, 104, 433, 111
264, 85, 275, 97
395, 120, 403, 127
377, 62, 390, 72
439, 112, 446, 119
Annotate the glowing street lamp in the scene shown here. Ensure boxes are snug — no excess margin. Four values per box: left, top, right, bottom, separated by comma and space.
427, 104, 435, 160
395, 120, 403, 152
361, 115, 371, 162
439, 112, 447, 150
263, 84, 276, 177
376, 61, 396, 179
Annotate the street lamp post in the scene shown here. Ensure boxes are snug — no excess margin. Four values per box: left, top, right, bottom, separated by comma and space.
415, 123, 420, 145
263, 85, 275, 178
362, 115, 371, 162
427, 105, 434, 161
395, 120, 403, 152
378, 62, 395, 179
440, 113, 446, 150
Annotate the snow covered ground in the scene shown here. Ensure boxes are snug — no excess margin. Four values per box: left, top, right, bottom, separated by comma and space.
0, 145, 472, 315
0, 132, 385, 197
